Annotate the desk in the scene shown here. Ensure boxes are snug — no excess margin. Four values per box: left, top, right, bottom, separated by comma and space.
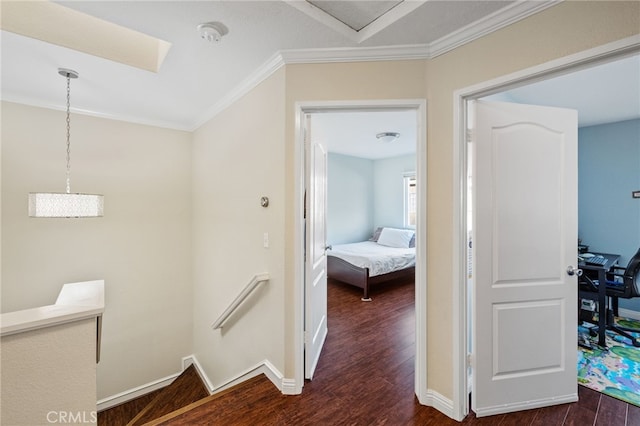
578, 252, 620, 347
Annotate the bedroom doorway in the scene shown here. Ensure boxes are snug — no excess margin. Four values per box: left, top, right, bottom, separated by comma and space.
293, 99, 428, 399
454, 38, 640, 419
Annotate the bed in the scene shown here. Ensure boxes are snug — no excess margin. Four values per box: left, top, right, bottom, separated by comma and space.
327, 228, 416, 301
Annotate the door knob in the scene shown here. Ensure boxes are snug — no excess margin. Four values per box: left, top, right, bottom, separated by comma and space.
567, 266, 583, 276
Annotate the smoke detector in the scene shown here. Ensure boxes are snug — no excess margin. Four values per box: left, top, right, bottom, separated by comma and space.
197, 22, 228, 43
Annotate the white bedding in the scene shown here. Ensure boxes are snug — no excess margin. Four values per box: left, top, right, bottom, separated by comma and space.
328, 241, 415, 277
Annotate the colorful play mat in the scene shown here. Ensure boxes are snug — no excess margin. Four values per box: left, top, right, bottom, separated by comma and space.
578, 317, 640, 406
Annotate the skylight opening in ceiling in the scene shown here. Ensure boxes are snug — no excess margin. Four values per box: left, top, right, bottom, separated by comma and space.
0, 1, 171, 73
307, 0, 403, 32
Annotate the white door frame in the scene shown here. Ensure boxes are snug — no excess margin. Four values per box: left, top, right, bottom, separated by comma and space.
451, 35, 640, 420
293, 99, 428, 399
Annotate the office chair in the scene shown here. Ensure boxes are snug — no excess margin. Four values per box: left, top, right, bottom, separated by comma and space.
606, 247, 640, 314
579, 248, 640, 347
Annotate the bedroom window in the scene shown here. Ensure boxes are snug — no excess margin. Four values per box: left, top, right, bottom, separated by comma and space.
404, 174, 417, 228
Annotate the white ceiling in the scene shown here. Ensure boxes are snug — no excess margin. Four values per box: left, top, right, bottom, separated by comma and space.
314, 54, 640, 160
1, 0, 540, 131
1, 0, 638, 161
485, 54, 640, 128
311, 110, 417, 160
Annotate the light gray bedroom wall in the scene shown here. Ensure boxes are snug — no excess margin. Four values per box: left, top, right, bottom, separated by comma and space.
578, 119, 640, 312
327, 153, 374, 245
373, 154, 416, 229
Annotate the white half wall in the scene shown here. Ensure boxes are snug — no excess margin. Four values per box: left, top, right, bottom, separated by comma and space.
1, 319, 97, 425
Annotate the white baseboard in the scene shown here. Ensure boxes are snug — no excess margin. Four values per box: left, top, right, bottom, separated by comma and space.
261, 360, 286, 392
474, 393, 577, 417
281, 378, 302, 395
98, 355, 291, 412
422, 388, 455, 420
619, 307, 640, 321
181, 355, 215, 394
97, 356, 214, 411
183, 354, 291, 397
205, 357, 285, 395
97, 372, 180, 412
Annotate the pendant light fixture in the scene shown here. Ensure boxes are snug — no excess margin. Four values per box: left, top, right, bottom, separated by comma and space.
28, 68, 104, 218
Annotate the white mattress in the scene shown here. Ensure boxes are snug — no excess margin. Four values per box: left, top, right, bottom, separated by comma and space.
328, 241, 416, 277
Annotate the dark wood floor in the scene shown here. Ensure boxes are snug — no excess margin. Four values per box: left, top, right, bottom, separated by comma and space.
104, 277, 640, 425
98, 365, 209, 425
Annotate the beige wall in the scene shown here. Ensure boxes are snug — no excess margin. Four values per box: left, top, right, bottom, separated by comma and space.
1, 102, 194, 399
423, 0, 640, 399
1, 0, 638, 414
283, 60, 428, 377
281, 0, 639, 401
191, 68, 286, 385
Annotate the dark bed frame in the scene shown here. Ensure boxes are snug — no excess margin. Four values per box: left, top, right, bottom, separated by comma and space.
327, 255, 415, 301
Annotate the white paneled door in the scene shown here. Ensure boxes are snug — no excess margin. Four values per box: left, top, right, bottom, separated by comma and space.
305, 114, 328, 379
472, 100, 578, 416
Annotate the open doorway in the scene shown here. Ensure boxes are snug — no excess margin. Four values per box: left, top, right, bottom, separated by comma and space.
457, 42, 640, 419
293, 100, 428, 400
473, 52, 640, 412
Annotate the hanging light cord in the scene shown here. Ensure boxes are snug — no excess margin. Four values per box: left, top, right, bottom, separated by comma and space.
65, 73, 72, 194
27, 68, 103, 218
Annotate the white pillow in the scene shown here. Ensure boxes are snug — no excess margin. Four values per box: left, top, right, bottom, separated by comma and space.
377, 227, 414, 248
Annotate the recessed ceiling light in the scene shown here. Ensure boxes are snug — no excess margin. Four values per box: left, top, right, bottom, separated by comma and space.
376, 132, 400, 143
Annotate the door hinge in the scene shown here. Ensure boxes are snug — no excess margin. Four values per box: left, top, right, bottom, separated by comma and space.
466, 129, 474, 143
467, 353, 473, 368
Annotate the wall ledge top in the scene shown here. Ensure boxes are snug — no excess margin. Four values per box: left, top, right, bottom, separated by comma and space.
1, 280, 104, 337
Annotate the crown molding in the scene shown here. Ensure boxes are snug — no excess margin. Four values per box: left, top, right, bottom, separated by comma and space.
429, 0, 562, 58
4, 1, 565, 132
191, 2, 563, 130
1, 95, 193, 132
280, 44, 429, 64
188, 44, 428, 130
190, 52, 286, 131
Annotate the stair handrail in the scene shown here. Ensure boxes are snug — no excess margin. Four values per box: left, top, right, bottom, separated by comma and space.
211, 273, 269, 330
